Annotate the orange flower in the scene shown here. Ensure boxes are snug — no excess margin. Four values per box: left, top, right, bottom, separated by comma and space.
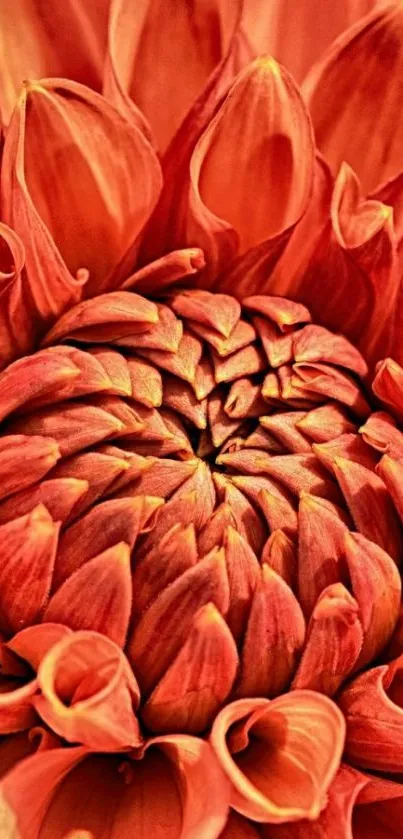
0, 2, 403, 837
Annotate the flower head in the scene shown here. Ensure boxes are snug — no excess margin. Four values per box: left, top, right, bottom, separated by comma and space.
0, 2, 403, 837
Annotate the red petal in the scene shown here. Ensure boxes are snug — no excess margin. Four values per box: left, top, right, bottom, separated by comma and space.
343, 531, 401, 669
243, 0, 377, 84
237, 565, 305, 698
1, 79, 162, 311
139, 25, 253, 267
123, 248, 205, 294
360, 411, 403, 459
372, 357, 403, 420
296, 402, 357, 443
0, 0, 109, 123
132, 524, 198, 619
333, 456, 403, 563
184, 57, 314, 284
0, 222, 34, 368
35, 631, 141, 750
42, 290, 158, 347
261, 530, 297, 589
211, 692, 345, 823
104, 0, 241, 151
43, 543, 132, 647
0, 505, 59, 635
0, 435, 60, 501
143, 603, 238, 734
339, 655, 403, 773
127, 547, 229, 694
304, 4, 403, 192
297, 493, 348, 617
292, 583, 363, 695
54, 495, 160, 587
223, 527, 260, 641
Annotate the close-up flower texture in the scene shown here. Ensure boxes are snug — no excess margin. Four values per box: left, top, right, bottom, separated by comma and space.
3, 0, 403, 837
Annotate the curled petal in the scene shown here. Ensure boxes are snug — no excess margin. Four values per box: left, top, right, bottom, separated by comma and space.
122, 248, 205, 293
0, 735, 229, 839
35, 630, 141, 750
304, 4, 403, 193
210, 692, 345, 823
41, 290, 158, 347
0, 680, 38, 735
360, 411, 403, 459
297, 493, 348, 617
1, 78, 162, 312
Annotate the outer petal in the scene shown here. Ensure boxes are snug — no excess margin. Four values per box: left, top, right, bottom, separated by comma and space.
184, 57, 314, 289
258, 763, 366, 838
139, 26, 253, 267
1, 77, 162, 315
271, 163, 399, 366
242, 0, 377, 84
0, 736, 229, 839
104, 0, 242, 151
34, 630, 141, 750
303, 3, 403, 193
210, 693, 345, 823
0, 0, 109, 123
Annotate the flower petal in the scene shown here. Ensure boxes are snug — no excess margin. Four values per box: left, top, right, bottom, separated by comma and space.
304, 3, 403, 193
243, 0, 377, 83
35, 631, 141, 750
142, 603, 238, 734
43, 543, 132, 646
128, 547, 229, 695
53, 495, 160, 587
1, 78, 162, 311
104, 0, 242, 151
211, 692, 345, 823
0, 0, 109, 124
0, 435, 60, 501
292, 583, 363, 696
0, 222, 35, 367
343, 531, 401, 669
0, 505, 59, 636
237, 565, 305, 698
185, 57, 314, 286
339, 654, 403, 773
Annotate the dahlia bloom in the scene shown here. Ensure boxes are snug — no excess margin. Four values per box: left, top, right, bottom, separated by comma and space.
1, 1, 403, 837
